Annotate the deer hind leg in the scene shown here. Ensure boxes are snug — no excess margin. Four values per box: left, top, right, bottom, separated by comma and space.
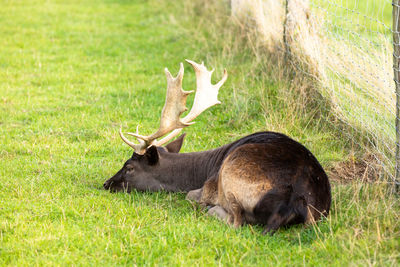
253, 187, 308, 235
263, 195, 308, 235
225, 193, 244, 228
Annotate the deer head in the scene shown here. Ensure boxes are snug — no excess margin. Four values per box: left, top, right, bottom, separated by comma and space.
104, 60, 228, 192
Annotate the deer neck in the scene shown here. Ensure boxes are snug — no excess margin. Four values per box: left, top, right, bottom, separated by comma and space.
155, 145, 230, 192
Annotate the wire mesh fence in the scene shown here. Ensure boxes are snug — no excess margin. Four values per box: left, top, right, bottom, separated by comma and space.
231, 0, 398, 187
394, 0, 400, 190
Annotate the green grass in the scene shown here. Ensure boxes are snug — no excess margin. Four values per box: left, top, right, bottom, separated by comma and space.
313, 0, 392, 34
0, 0, 399, 265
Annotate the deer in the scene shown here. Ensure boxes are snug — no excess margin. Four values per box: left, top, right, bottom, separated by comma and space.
103, 59, 331, 234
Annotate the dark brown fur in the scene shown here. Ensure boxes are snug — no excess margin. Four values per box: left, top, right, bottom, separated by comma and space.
197, 139, 331, 233
104, 131, 331, 233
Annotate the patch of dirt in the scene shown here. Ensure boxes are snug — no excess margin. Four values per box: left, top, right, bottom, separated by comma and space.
327, 154, 383, 183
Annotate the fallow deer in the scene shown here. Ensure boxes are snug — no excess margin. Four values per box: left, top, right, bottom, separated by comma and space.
103, 60, 331, 233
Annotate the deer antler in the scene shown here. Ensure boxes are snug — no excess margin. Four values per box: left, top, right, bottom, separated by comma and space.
119, 60, 228, 154
119, 126, 146, 151
155, 60, 228, 146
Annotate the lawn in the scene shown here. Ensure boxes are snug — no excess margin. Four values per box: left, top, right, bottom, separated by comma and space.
0, 0, 399, 265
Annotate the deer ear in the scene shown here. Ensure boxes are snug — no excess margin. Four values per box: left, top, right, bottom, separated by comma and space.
144, 146, 159, 165
164, 133, 186, 153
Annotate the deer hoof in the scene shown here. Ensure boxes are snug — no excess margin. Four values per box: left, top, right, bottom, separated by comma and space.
207, 205, 229, 222
186, 188, 202, 202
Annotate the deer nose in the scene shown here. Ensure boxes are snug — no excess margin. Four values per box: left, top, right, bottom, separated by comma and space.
103, 180, 111, 190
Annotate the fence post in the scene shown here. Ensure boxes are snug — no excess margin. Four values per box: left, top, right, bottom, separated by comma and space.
283, 0, 319, 77
230, 0, 245, 17
393, 0, 400, 191
283, 0, 291, 64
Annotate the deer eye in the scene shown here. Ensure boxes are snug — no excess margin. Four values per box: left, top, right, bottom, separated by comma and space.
125, 164, 134, 172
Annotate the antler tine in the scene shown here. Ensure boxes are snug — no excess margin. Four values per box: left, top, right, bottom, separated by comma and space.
125, 62, 194, 148
182, 59, 227, 123
154, 60, 228, 147
119, 127, 147, 153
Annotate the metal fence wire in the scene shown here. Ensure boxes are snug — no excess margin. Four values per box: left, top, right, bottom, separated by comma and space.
231, 0, 399, 187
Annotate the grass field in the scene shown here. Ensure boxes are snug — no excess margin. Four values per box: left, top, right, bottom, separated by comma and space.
1, 0, 399, 265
